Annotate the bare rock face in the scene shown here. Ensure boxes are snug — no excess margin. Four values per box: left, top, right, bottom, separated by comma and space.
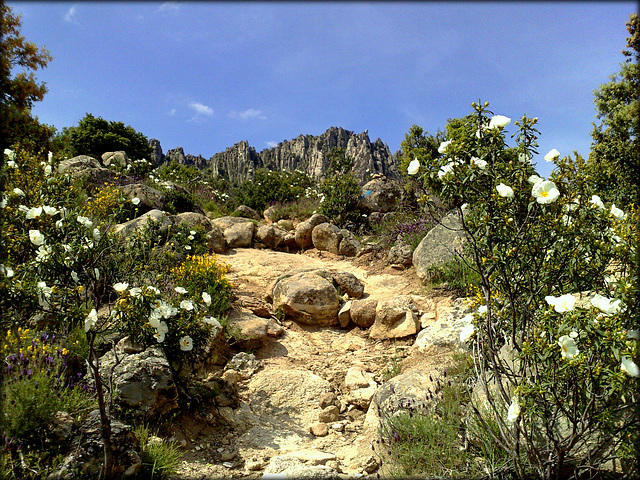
312, 223, 343, 254
148, 138, 164, 166
349, 298, 378, 328
113, 209, 174, 237
206, 226, 227, 254
369, 296, 420, 340
119, 183, 165, 214
102, 150, 129, 168
47, 410, 141, 479
212, 216, 256, 248
96, 346, 179, 418
413, 211, 467, 281
271, 271, 341, 326
388, 241, 413, 267
358, 176, 403, 214
331, 271, 364, 299
209, 141, 262, 184
295, 213, 330, 249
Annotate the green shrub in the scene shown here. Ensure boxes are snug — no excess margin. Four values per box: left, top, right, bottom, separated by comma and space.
232, 168, 315, 213
132, 424, 183, 480
317, 147, 363, 228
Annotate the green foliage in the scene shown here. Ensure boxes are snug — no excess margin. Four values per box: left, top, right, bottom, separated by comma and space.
377, 354, 483, 479
424, 253, 482, 296
57, 113, 153, 161
409, 101, 639, 479
264, 197, 320, 222
317, 147, 363, 227
132, 424, 183, 480
586, 13, 639, 209
232, 168, 315, 213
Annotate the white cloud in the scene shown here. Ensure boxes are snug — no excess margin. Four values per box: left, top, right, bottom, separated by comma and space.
266, 141, 278, 148
159, 2, 180, 15
167, 108, 176, 116
189, 102, 213, 116
228, 108, 266, 121
63, 6, 78, 23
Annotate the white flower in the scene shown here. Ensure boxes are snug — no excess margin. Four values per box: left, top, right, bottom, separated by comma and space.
179, 336, 193, 351
129, 287, 142, 297
590, 195, 605, 211
113, 282, 129, 293
185, 245, 192, 251
202, 292, 212, 306
621, 356, 640, 377
175, 286, 188, 295
48, 151, 53, 163
518, 153, 531, 163
528, 174, 543, 185
407, 158, 420, 175
488, 115, 511, 129
627, 329, 640, 341
569, 330, 579, 339
146, 285, 160, 295
437, 162, 455, 178
131, 197, 141, 205
471, 157, 487, 169
93, 228, 101, 241
0, 196, 6, 208
44, 165, 52, 176
71, 271, 79, 283
43, 205, 59, 216
190, 230, 196, 235
4, 148, 16, 161
157, 320, 169, 335
545, 294, 576, 313
180, 299, 194, 311
6, 160, 16, 168
187, 235, 194, 241
36, 245, 52, 262
507, 397, 521, 423
437, 140, 452, 154
532, 180, 560, 204
459, 322, 475, 343
13, 188, 25, 197
544, 148, 560, 162
610, 204, 625, 220
558, 335, 579, 359
84, 309, 98, 332
590, 294, 622, 315
153, 330, 166, 343
563, 199, 580, 212
203, 316, 222, 328
1, 264, 14, 278
496, 183, 514, 198
477, 305, 487, 315
77, 215, 93, 228
26, 207, 43, 219
29, 229, 45, 246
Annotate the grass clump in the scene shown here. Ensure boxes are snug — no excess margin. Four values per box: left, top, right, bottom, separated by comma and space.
132, 424, 183, 480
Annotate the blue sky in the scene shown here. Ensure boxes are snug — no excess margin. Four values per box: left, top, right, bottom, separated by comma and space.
8, 1, 636, 177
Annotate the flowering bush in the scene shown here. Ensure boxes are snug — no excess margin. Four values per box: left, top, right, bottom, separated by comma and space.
408, 102, 638, 478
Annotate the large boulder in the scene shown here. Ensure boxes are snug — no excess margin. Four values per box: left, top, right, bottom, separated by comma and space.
234, 205, 261, 220
206, 226, 227, 254
414, 298, 474, 350
350, 298, 378, 328
271, 271, 341, 326
255, 224, 289, 250
57, 155, 134, 192
413, 211, 467, 281
369, 296, 420, 340
47, 410, 141, 479
387, 241, 413, 267
312, 223, 343, 254
331, 271, 365, 299
119, 183, 165, 214
212, 216, 256, 248
102, 150, 129, 169
96, 345, 179, 418
173, 211, 214, 231
338, 229, 362, 257
294, 214, 330, 249
112, 209, 174, 237
358, 177, 403, 214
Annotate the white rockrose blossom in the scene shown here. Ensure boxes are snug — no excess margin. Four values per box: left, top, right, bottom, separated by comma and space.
13, 188, 25, 197
0, 196, 6, 208
146, 285, 160, 295
471, 157, 487, 169
590, 294, 622, 315
477, 305, 487, 315
26, 206, 43, 219
44, 164, 52, 176
544, 148, 560, 162
203, 316, 222, 328
77, 215, 93, 228
518, 152, 531, 163
488, 115, 511, 129
545, 294, 576, 313
507, 397, 521, 423
459, 322, 475, 343
48, 151, 53, 163
4, 148, 16, 161
129, 287, 142, 297
175, 286, 188, 295
569, 330, 579, 339
610, 204, 625, 220
563, 199, 580, 212
590, 195, 605, 211
437, 162, 455, 179
532, 180, 560, 204
36, 245, 52, 262
113, 282, 129, 293
558, 335, 579, 359
85, 309, 98, 332
180, 299, 195, 311
621, 356, 640, 377
438, 140, 452, 154
179, 336, 194, 351
132, 197, 141, 205
496, 183, 514, 198
153, 330, 166, 343
29, 229, 45, 246
190, 230, 196, 235
43, 205, 59, 216
202, 292, 212, 306
527, 174, 543, 185
407, 158, 420, 175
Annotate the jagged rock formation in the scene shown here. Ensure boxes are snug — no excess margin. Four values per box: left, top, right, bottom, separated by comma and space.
148, 138, 164, 165
150, 127, 400, 186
